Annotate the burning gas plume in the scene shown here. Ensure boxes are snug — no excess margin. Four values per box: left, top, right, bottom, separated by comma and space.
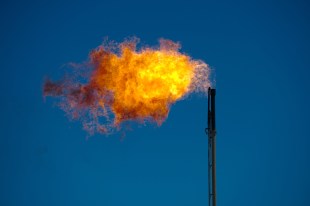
44, 37, 211, 134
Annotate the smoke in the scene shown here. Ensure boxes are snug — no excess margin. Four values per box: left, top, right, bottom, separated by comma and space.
43, 37, 211, 135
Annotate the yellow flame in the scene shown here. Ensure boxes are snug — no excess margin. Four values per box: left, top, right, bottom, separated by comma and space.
44, 38, 211, 134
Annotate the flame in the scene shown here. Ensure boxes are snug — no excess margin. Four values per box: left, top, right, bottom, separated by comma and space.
44, 37, 211, 134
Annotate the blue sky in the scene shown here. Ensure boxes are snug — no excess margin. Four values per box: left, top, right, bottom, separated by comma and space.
0, 0, 309, 205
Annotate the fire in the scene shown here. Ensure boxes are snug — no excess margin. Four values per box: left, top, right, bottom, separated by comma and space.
44, 37, 211, 134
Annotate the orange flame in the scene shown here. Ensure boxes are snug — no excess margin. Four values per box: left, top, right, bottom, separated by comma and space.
44, 37, 211, 134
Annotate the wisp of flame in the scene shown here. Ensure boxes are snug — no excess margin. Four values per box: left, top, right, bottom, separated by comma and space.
44, 37, 211, 134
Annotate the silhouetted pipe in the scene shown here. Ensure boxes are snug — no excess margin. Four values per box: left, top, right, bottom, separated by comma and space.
207, 88, 216, 206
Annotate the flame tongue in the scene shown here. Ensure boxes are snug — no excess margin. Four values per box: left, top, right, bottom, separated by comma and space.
44, 38, 211, 134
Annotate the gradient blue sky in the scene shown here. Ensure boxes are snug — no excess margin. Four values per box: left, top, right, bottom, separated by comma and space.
1, 0, 309, 205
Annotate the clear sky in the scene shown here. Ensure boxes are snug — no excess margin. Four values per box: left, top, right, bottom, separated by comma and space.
0, 0, 309, 205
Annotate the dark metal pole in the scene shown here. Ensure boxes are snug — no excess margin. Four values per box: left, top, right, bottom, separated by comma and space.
206, 88, 216, 206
